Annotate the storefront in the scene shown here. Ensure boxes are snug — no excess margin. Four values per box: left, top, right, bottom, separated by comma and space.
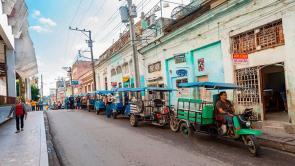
229, 19, 291, 123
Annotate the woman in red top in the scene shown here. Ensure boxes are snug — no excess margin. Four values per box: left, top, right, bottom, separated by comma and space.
8, 99, 27, 133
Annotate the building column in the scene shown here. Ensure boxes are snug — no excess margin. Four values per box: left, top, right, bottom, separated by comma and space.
26, 78, 32, 100
283, 9, 295, 124
220, 30, 235, 101
6, 49, 16, 97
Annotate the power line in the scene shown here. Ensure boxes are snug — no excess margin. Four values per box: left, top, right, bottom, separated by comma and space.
69, 0, 83, 26
64, 0, 83, 67
98, 22, 125, 42
84, 0, 108, 27
77, 0, 97, 27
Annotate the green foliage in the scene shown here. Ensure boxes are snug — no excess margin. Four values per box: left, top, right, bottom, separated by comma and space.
31, 85, 40, 101
16, 80, 20, 97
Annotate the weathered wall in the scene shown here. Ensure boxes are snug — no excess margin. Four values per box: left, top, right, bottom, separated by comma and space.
140, 0, 295, 123
282, 7, 295, 123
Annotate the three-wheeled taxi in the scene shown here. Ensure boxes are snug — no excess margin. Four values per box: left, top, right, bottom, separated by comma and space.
94, 90, 114, 115
169, 82, 262, 156
129, 87, 176, 127
112, 88, 141, 119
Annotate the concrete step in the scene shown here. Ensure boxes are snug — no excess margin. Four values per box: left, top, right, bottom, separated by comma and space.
257, 120, 295, 154
262, 120, 295, 134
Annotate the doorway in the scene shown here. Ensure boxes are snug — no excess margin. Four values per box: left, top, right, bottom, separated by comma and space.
260, 63, 288, 122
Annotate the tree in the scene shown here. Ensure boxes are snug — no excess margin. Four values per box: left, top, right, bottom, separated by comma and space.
31, 85, 40, 101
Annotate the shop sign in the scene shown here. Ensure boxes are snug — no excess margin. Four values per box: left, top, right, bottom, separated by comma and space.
233, 53, 248, 64
71, 80, 79, 85
174, 53, 186, 64
122, 76, 130, 82
176, 69, 188, 77
111, 82, 117, 87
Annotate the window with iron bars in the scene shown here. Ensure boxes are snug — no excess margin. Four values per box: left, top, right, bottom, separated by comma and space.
231, 19, 284, 54
148, 61, 161, 73
235, 67, 260, 106
174, 54, 186, 64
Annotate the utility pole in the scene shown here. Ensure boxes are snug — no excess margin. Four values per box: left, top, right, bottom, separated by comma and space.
69, 27, 97, 91
127, 0, 141, 88
69, 67, 74, 96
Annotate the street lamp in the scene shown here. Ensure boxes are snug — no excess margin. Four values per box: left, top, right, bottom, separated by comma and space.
62, 67, 74, 96
69, 26, 97, 92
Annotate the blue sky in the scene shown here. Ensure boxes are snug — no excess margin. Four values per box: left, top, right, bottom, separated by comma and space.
25, 0, 189, 95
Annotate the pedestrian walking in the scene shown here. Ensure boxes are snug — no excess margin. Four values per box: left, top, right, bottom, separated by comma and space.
31, 100, 37, 111
39, 100, 44, 111
76, 96, 81, 109
7, 98, 27, 133
69, 96, 75, 109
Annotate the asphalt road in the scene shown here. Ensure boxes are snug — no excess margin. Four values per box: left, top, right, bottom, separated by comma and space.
47, 110, 295, 166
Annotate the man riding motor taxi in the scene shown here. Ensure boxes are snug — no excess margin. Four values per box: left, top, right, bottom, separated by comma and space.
215, 91, 235, 135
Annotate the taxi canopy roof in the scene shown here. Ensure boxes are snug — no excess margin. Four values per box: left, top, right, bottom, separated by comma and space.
178, 82, 244, 90
145, 87, 177, 92
95, 90, 115, 95
117, 88, 146, 92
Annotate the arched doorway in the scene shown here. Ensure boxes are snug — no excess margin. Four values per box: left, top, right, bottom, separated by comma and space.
260, 63, 288, 122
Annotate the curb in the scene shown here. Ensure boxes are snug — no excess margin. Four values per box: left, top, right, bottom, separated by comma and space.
258, 136, 295, 154
44, 111, 62, 166
0, 118, 11, 126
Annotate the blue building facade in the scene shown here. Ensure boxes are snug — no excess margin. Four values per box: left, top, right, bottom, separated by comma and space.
165, 41, 224, 105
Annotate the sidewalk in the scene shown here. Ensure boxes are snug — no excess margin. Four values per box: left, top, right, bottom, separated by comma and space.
258, 127, 295, 154
0, 111, 48, 166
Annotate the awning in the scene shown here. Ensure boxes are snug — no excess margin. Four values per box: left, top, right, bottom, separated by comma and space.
15, 31, 38, 78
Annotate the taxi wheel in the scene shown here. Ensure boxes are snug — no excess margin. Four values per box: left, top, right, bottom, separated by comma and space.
180, 122, 192, 138
112, 112, 117, 119
170, 115, 180, 132
130, 114, 138, 127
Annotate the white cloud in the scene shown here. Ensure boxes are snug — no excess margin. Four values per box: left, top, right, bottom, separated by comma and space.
32, 10, 41, 18
39, 17, 57, 27
30, 26, 48, 33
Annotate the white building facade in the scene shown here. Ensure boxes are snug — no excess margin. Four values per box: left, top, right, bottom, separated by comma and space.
139, 0, 295, 124
0, 0, 38, 103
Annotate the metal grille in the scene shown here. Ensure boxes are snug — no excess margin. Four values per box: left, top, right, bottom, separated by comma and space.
0, 63, 6, 77
148, 61, 161, 73
256, 20, 285, 50
231, 31, 256, 54
111, 69, 116, 76
235, 67, 260, 106
231, 19, 284, 54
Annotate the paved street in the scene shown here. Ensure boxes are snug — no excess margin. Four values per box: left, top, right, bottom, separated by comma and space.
47, 110, 295, 166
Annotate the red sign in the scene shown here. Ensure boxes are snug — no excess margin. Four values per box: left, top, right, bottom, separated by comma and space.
111, 82, 117, 87
233, 53, 248, 63
198, 58, 205, 72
